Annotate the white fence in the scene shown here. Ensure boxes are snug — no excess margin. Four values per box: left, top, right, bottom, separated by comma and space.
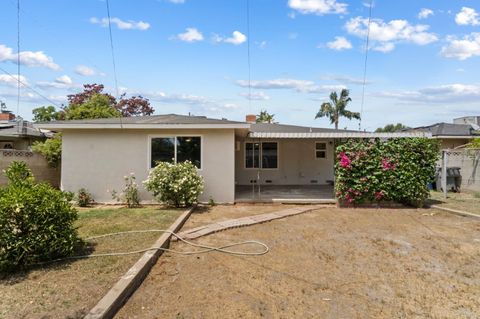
444, 149, 480, 192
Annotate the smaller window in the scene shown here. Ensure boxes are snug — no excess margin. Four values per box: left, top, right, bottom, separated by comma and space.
315, 142, 327, 159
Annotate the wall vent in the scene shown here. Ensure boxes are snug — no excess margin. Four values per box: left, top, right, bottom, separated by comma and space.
310, 180, 318, 184
265, 180, 272, 183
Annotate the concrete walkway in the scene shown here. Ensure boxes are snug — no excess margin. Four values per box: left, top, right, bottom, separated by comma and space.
176, 205, 324, 240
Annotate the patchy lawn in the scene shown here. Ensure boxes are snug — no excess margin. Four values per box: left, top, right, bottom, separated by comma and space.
429, 190, 480, 215
0, 206, 182, 319
117, 205, 480, 318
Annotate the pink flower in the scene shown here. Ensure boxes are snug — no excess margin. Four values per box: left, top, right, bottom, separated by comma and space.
382, 158, 395, 170
339, 152, 352, 168
375, 191, 384, 201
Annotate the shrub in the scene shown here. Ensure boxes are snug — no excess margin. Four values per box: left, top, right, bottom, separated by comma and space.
143, 161, 203, 207
76, 188, 94, 207
0, 162, 79, 272
111, 173, 140, 208
32, 133, 62, 168
335, 138, 439, 207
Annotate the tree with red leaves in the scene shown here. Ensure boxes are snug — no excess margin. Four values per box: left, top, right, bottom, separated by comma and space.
116, 94, 154, 117
67, 84, 116, 106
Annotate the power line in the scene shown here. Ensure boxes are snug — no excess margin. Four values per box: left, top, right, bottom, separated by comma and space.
0, 66, 62, 108
16, 0, 20, 116
105, 0, 120, 99
246, 0, 252, 112
359, 0, 373, 131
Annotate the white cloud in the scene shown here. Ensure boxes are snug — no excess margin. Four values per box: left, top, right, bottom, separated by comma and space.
0, 74, 29, 87
235, 78, 345, 94
418, 8, 434, 19
455, 7, 479, 26
441, 33, 480, 60
239, 91, 270, 100
89, 17, 150, 30
288, 0, 348, 15
256, 41, 267, 49
74, 65, 96, 76
175, 28, 204, 42
372, 42, 395, 53
377, 83, 480, 104
167, 0, 185, 3
213, 31, 247, 45
326, 36, 352, 50
326, 75, 372, 85
0, 44, 60, 70
36, 75, 79, 89
345, 17, 438, 52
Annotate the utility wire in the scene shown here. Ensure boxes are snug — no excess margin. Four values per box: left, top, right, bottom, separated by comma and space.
16, 0, 20, 116
359, 0, 373, 131
0, 66, 62, 108
105, 0, 120, 100
246, 0, 252, 112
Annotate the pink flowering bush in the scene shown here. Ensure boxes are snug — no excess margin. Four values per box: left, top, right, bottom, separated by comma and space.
335, 138, 439, 207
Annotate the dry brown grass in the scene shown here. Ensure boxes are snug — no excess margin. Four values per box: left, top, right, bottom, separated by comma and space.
118, 205, 480, 319
429, 190, 480, 214
0, 206, 182, 319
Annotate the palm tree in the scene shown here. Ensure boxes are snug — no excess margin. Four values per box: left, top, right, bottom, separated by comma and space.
315, 89, 360, 130
256, 110, 275, 123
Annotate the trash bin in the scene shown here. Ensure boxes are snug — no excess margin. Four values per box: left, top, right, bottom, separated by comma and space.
435, 166, 461, 192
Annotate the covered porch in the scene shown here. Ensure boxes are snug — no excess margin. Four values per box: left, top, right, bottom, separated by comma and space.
235, 184, 335, 203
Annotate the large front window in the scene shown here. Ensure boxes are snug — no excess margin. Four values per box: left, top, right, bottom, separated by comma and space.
245, 142, 278, 169
151, 136, 201, 168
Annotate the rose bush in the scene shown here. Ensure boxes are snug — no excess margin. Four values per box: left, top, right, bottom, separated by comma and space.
335, 138, 439, 207
143, 161, 203, 207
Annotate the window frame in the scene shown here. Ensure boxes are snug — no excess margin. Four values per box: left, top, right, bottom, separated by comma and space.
148, 134, 203, 170
244, 141, 279, 170
315, 141, 328, 160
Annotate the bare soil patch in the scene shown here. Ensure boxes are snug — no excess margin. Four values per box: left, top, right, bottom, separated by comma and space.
118, 206, 480, 318
0, 206, 182, 319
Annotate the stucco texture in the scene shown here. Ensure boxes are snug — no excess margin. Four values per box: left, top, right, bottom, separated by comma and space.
61, 129, 235, 203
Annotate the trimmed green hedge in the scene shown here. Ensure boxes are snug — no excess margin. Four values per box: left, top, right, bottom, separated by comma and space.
335, 138, 439, 207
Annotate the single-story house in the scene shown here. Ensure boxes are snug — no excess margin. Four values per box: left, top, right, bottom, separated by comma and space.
405, 116, 479, 150
1, 110, 47, 150
36, 114, 429, 204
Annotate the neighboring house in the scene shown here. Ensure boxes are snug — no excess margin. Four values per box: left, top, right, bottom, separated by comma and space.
0, 110, 59, 187
406, 116, 480, 149
36, 114, 428, 204
0, 110, 47, 150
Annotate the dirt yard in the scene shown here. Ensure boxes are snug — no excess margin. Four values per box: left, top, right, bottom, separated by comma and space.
118, 205, 480, 318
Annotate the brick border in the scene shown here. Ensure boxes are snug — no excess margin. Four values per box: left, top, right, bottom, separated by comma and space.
84, 206, 195, 319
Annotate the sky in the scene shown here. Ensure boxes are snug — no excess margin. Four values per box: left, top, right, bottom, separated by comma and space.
0, 0, 479, 131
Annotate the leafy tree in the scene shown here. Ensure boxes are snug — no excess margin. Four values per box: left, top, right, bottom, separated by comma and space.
467, 138, 480, 149
116, 94, 154, 117
375, 123, 409, 133
64, 94, 121, 120
32, 133, 62, 167
256, 110, 275, 123
67, 83, 116, 106
315, 89, 360, 130
32, 105, 60, 122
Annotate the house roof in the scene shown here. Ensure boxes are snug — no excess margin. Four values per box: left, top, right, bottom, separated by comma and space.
406, 122, 478, 138
249, 122, 430, 138
35, 114, 251, 130
0, 121, 45, 139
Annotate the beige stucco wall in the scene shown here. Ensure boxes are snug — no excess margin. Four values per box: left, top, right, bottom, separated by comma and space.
235, 138, 335, 185
61, 129, 236, 203
0, 150, 60, 187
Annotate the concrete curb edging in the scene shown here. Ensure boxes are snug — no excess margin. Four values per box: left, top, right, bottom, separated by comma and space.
84, 206, 195, 319
430, 205, 480, 219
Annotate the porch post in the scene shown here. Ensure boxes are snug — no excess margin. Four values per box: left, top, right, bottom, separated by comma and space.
442, 150, 448, 199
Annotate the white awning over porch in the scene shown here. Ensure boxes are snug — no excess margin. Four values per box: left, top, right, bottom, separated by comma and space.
248, 131, 432, 139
